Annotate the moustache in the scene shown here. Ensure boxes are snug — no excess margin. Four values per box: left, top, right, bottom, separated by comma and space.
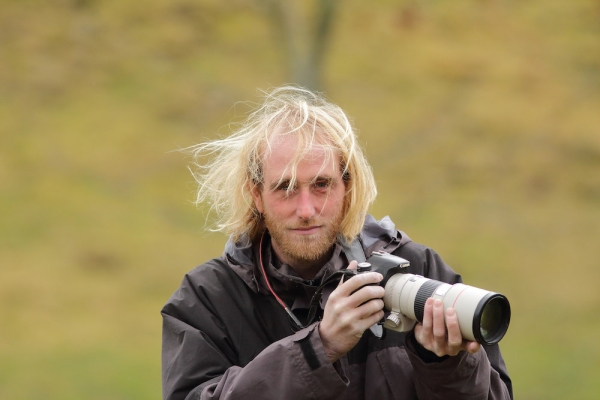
289, 219, 320, 229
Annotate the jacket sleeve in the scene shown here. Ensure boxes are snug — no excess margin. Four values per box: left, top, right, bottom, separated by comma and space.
405, 334, 512, 400
161, 276, 349, 400
395, 242, 513, 400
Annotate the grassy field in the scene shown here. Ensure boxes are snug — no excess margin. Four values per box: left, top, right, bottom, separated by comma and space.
1, 0, 599, 399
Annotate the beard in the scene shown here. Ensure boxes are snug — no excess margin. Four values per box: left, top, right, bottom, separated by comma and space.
263, 212, 343, 264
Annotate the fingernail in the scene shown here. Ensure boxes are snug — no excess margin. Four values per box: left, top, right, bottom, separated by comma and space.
447, 308, 455, 317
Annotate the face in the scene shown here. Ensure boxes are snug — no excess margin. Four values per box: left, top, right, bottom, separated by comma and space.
251, 135, 346, 278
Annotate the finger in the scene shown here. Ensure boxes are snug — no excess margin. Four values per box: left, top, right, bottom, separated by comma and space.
419, 298, 434, 343
350, 284, 385, 307
430, 299, 448, 355
339, 260, 359, 286
432, 299, 447, 342
356, 298, 385, 318
421, 298, 433, 330
327, 300, 384, 337
362, 309, 385, 328
339, 271, 383, 296
464, 340, 481, 354
445, 308, 463, 348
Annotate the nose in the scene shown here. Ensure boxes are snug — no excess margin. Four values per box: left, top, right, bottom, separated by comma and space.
296, 188, 316, 219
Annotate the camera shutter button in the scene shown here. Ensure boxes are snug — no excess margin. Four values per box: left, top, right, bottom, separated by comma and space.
357, 262, 372, 273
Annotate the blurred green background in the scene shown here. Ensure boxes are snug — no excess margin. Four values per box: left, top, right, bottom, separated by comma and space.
1, 0, 599, 399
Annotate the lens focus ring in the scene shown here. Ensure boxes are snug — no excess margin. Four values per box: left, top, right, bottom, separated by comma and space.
414, 279, 444, 322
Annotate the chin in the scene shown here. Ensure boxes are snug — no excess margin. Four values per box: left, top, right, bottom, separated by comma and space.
288, 243, 331, 262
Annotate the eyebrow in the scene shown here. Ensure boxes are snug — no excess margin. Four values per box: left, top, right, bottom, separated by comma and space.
269, 179, 291, 191
268, 175, 336, 192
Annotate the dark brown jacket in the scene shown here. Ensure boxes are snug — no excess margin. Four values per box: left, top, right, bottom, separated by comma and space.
162, 215, 513, 400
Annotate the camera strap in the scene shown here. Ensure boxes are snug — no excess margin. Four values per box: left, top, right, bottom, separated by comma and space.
339, 236, 367, 265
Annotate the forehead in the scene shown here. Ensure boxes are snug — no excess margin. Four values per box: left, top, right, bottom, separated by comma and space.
261, 135, 341, 182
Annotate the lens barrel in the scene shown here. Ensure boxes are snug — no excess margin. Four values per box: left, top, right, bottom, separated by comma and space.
383, 274, 511, 345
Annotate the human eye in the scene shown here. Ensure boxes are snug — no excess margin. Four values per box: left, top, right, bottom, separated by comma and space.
313, 178, 332, 190
274, 180, 296, 194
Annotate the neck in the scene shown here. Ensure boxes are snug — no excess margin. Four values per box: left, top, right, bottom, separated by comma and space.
271, 241, 334, 280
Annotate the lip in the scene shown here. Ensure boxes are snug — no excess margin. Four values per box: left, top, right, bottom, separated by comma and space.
291, 226, 321, 235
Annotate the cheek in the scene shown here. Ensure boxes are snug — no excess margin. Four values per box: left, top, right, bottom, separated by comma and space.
324, 189, 346, 214
259, 194, 288, 217
270, 199, 294, 217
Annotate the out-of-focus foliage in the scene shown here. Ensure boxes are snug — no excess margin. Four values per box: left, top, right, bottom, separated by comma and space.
1, 0, 599, 399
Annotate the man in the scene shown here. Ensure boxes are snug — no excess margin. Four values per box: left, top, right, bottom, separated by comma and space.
161, 86, 513, 399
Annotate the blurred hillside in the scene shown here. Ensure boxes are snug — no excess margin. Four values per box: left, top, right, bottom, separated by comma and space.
1, 0, 599, 399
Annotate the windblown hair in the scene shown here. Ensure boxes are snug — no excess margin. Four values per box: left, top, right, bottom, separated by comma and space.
185, 86, 377, 243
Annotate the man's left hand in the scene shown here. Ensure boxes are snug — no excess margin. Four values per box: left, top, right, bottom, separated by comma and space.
413, 298, 481, 357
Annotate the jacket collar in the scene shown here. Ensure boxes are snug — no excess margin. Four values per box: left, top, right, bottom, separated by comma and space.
223, 214, 412, 295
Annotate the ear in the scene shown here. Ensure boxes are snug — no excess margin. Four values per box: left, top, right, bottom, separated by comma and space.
249, 183, 264, 214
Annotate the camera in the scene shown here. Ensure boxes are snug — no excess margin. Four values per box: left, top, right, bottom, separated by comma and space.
361, 250, 511, 345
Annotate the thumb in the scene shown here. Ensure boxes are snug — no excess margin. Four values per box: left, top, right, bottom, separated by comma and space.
339, 260, 359, 285
347, 260, 358, 271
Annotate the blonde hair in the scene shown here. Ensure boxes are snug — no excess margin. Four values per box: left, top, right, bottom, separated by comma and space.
185, 86, 377, 243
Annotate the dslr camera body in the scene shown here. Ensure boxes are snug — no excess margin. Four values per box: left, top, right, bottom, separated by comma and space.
360, 250, 511, 345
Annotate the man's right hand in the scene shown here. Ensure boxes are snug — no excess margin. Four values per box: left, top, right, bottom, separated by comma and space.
318, 260, 385, 363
